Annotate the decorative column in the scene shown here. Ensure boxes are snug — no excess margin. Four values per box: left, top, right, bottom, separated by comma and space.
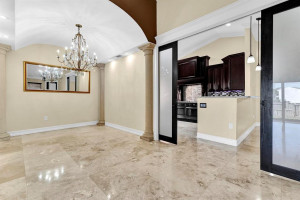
139, 43, 155, 142
0, 44, 11, 141
97, 63, 105, 126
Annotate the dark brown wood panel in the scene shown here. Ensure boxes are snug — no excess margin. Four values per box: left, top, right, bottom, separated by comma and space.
178, 59, 197, 79
222, 52, 245, 91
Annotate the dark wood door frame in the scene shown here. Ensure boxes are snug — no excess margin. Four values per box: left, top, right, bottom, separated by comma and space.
261, 0, 300, 182
158, 41, 178, 144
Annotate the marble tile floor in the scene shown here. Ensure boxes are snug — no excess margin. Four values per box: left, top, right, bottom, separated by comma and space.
1, 122, 300, 200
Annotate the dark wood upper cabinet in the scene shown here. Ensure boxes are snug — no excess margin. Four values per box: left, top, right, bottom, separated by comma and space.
207, 67, 214, 92
222, 52, 245, 90
178, 53, 245, 95
178, 56, 210, 80
207, 64, 223, 92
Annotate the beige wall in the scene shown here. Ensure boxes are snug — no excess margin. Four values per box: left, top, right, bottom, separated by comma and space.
105, 51, 145, 131
197, 97, 257, 140
244, 28, 261, 122
0, 49, 7, 134
183, 36, 245, 65
236, 98, 256, 138
6, 44, 100, 131
157, 0, 237, 35
197, 98, 237, 139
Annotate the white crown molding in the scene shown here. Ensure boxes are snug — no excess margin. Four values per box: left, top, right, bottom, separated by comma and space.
155, 0, 287, 46
8, 121, 98, 136
197, 122, 259, 146
105, 122, 143, 136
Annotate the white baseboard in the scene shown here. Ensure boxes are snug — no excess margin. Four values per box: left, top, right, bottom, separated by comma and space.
236, 123, 258, 146
197, 123, 259, 146
8, 121, 98, 136
105, 122, 143, 136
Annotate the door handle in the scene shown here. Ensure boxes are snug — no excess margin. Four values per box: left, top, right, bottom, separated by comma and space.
261, 100, 265, 107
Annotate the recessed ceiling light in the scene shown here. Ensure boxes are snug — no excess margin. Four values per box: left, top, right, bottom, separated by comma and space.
0, 15, 7, 20
225, 23, 231, 27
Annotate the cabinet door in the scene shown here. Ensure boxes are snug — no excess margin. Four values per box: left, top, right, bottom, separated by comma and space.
213, 67, 222, 91
220, 67, 226, 91
230, 53, 245, 90
178, 59, 197, 79
207, 67, 214, 92
222, 58, 230, 90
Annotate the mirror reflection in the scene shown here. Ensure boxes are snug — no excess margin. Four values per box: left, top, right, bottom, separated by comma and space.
24, 61, 90, 93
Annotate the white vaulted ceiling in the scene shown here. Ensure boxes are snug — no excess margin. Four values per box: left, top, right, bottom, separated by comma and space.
0, 0, 148, 62
178, 13, 261, 59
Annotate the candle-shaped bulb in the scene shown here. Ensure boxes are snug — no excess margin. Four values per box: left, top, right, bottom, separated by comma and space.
65, 46, 68, 51
56, 49, 60, 54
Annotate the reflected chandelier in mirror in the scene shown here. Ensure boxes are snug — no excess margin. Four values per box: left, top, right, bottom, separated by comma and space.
23, 61, 90, 93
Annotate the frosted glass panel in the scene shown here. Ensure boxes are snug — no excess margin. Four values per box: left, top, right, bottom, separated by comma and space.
159, 48, 173, 138
273, 6, 300, 171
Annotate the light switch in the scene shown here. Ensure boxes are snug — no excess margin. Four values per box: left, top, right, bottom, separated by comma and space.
44, 116, 48, 121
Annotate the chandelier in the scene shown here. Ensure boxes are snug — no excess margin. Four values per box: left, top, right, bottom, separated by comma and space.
57, 24, 97, 71
39, 67, 64, 82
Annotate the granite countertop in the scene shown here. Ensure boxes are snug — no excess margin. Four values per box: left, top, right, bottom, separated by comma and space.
198, 96, 260, 99
177, 101, 197, 103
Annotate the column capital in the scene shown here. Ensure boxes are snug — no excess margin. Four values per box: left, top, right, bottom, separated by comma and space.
139, 43, 155, 56
96, 63, 105, 70
0, 43, 11, 55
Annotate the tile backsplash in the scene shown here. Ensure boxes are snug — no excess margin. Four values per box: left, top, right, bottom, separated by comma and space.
183, 85, 202, 102
208, 90, 245, 96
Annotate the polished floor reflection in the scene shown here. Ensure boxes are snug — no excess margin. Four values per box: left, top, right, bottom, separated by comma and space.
1, 122, 300, 199
273, 121, 300, 171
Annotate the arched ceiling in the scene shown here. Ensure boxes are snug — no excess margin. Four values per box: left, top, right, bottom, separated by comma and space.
110, 0, 157, 43
1, 0, 149, 62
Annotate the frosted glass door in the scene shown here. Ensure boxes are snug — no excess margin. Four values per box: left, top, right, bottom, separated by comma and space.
159, 42, 178, 144
261, 0, 300, 182
272, 6, 300, 171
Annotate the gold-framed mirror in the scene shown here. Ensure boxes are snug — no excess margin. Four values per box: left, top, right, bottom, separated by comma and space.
23, 61, 90, 93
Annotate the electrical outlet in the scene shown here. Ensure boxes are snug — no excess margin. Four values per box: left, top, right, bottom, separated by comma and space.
44, 116, 48, 121
228, 123, 233, 129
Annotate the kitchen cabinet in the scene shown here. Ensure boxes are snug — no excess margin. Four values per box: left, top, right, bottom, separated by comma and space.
178, 56, 210, 80
207, 64, 223, 92
222, 52, 245, 90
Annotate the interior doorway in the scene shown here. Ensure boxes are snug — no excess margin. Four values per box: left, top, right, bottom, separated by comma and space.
158, 13, 262, 145
261, 0, 300, 182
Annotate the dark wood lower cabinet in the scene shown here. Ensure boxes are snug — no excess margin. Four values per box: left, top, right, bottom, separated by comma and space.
177, 102, 197, 123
